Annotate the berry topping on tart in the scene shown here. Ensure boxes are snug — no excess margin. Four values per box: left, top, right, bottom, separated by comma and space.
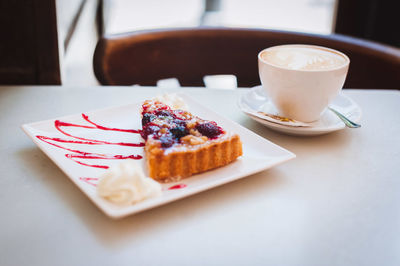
141, 99, 242, 182
141, 100, 225, 148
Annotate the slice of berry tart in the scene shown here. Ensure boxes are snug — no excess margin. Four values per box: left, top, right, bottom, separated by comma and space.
141, 99, 243, 182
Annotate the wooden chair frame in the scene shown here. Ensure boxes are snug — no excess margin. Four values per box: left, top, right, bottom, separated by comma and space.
94, 27, 400, 89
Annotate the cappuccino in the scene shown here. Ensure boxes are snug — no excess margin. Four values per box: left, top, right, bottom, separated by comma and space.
260, 45, 348, 71
258, 44, 350, 122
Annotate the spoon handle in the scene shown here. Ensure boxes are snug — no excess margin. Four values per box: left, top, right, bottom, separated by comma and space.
328, 107, 361, 128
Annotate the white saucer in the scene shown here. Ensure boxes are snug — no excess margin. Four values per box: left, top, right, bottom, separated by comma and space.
238, 85, 362, 136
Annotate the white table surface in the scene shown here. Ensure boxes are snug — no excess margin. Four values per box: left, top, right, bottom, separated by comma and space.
0, 86, 399, 266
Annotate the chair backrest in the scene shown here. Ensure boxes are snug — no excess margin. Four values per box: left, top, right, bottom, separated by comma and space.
93, 27, 400, 89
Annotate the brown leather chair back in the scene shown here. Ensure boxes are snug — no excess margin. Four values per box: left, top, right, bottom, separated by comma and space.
93, 28, 400, 89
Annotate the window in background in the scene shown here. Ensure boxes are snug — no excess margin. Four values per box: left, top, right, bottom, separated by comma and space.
104, 0, 335, 35
64, 0, 337, 85
104, 0, 204, 34
219, 0, 335, 34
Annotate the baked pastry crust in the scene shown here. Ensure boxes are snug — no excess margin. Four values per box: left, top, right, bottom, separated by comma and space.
141, 100, 243, 182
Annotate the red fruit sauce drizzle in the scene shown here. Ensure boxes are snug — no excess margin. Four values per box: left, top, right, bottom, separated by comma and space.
168, 184, 187, 190
79, 177, 99, 187
82, 114, 140, 133
36, 113, 187, 190
54, 120, 143, 147
36, 113, 143, 170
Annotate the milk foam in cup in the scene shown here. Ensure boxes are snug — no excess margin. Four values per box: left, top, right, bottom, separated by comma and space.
258, 44, 350, 122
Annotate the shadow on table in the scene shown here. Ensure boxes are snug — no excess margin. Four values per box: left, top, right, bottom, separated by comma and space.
16, 145, 289, 248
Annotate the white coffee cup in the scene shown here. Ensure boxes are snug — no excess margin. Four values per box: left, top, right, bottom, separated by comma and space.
258, 44, 350, 122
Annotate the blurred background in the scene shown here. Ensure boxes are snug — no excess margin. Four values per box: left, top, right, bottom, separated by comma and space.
0, 0, 398, 86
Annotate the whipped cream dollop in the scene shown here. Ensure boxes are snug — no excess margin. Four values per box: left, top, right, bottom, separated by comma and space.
153, 93, 189, 110
97, 160, 162, 205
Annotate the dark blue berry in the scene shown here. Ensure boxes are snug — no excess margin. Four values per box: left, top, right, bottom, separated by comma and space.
196, 122, 222, 139
170, 125, 189, 139
155, 110, 173, 117
160, 135, 175, 148
173, 119, 187, 127
141, 125, 160, 140
142, 113, 156, 126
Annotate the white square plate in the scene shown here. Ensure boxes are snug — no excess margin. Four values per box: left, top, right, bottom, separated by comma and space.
22, 94, 295, 219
